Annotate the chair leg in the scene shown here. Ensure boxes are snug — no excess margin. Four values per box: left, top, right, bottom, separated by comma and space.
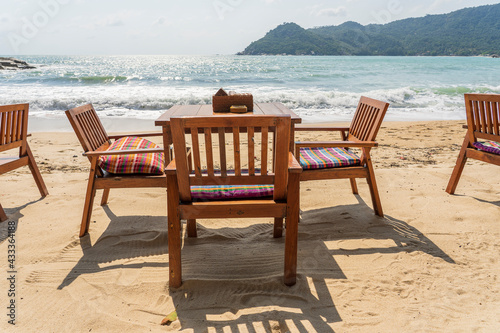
80, 158, 98, 237
284, 172, 300, 286
26, 144, 49, 197
187, 219, 197, 237
167, 173, 182, 288
365, 155, 384, 217
0, 203, 8, 222
274, 218, 283, 238
446, 135, 469, 194
349, 178, 358, 194
100, 189, 110, 206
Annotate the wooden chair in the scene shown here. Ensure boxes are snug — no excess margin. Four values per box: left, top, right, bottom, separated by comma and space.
446, 94, 500, 194
166, 114, 302, 287
0, 104, 48, 222
66, 104, 167, 237
295, 96, 389, 217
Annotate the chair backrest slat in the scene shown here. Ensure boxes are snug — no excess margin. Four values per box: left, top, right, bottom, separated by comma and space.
493, 102, 500, 136
479, 103, 488, 133
84, 112, 99, 146
471, 100, 479, 131
353, 104, 370, 140
171, 115, 291, 203
348, 96, 389, 143
0, 111, 6, 145
248, 127, 255, 176
191, 128, 202, 177
218, 127, 227, 177
78, 113, 97, 149
362, 106, 377, 141
89, 111, 107, 146
15, 110, 23, 142
261, 127, 269, 176
5, 111, 11, 143
493, 103, 500, 136
0, 104, 29, 153
465, 94, 500, 143
65, 104, 110, 153
485, 102, 493, 134
11, 111, 18, 142
6, 111, 13, 143
205, 128, 214, 177
233, 126, 241, 177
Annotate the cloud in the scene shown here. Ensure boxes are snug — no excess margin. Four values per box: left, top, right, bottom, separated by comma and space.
0, 15, 14, 33
316, 6, 347, 17
152, 17, 171, 27
95, 11, 137, 28
104, 18, 124, 27
429, 0, 462, 12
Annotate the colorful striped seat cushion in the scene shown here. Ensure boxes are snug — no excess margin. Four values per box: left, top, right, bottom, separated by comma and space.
98, 136, 165, 174
190, 185, 273, 200
299, 147, 361, 170
473, 141, 500, 155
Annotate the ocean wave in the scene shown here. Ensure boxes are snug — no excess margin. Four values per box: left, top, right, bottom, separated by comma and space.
2, 53, 500, 123
0, 84, 488, 122
49, 75, 132, 84
77, 75, 129, 84
432, 86, 500, 96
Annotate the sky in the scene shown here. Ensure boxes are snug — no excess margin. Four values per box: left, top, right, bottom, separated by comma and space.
0, 0, 499, 55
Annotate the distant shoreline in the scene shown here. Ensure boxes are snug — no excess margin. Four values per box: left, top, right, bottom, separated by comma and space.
2, 54, 498, 58
236, 54, 500, 58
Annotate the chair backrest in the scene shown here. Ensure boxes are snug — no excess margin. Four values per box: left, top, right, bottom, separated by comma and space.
464, 94, 500, 143
348, 96, 389, 142
171, 115, 291, 202
65, 104, 110, 153
0, 103, 29, 155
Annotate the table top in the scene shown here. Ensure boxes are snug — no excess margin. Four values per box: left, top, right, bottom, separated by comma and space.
155, 102, 301, 126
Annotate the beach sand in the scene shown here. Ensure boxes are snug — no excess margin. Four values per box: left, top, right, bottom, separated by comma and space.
1, 120, 499, 332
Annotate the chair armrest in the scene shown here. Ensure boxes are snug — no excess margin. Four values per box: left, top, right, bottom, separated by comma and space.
84, 147, 165, 157
295, 126, 350, 132
165, 159, 177, 175
108, 132, 163, 140
288, 152, 302, 173
295, 141, 378, 148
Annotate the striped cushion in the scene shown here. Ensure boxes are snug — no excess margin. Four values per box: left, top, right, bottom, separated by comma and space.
191, 185, 273, 200
299, 147, 360, 170
98, 136, 165, 174
473, 141, 500, 155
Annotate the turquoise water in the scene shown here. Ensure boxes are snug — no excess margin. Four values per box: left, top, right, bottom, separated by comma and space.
0, 55, 499, 123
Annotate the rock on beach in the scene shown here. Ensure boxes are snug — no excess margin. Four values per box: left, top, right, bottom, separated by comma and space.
0, 57, 35, 70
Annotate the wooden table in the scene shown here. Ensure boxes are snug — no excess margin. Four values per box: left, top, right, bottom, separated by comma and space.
155, 102, 302, 164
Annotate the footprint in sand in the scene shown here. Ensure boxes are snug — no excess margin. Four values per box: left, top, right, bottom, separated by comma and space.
116, 268, 142, 286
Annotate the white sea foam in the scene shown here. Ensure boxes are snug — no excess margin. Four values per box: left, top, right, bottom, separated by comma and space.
1, 55, 499, 127
0, 84, 484, 123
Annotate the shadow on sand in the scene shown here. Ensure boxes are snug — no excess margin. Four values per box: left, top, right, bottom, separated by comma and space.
55, 195, 454, 331
0, 198, 45, 243
57, 206, 168, 289
167, 195, 454, 332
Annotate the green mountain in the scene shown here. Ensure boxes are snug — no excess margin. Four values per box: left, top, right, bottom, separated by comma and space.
238, 4, 500, 56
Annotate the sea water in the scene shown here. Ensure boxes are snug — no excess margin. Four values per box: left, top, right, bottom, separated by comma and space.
0, 55, 499, 127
